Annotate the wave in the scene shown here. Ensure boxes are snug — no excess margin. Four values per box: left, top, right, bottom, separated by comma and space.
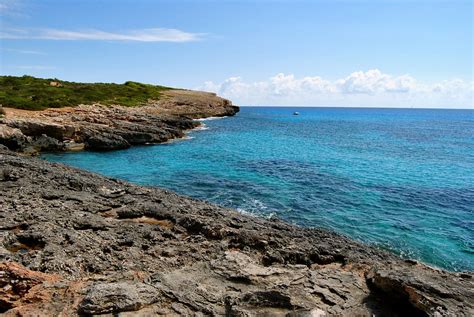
194, 116, 227, 122
192, 123, 210, 131
235, 198, 272, 217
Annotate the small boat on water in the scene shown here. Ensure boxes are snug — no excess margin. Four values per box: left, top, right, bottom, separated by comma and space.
293, 111, 300, 115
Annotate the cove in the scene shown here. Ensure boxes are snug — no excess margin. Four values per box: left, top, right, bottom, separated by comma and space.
43, 107, 474, 272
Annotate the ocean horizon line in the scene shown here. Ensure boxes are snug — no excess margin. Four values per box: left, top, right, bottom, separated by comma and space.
238, 105, 474, 110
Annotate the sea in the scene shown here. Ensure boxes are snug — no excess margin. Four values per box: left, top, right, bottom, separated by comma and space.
42, 107, 474, 272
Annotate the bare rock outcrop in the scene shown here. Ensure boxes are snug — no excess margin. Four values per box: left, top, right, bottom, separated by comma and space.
0, 149, 472, 316
0, 125, 31, 151
144, 89, 239, 118
78, 282, 160, 315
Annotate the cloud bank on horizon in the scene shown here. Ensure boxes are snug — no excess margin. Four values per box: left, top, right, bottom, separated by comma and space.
199, 70, 473, 109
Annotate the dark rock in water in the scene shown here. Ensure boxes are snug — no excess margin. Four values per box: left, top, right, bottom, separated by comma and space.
32, 134, 66, 152
0, 148, 472, 316
84, 132, 131, 151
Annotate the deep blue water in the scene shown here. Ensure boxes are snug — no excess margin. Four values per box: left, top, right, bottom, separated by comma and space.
43, 107, 474, 272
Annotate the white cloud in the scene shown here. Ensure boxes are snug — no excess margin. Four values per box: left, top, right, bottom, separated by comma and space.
0, 27, 204, 42
197, 69, 473, 109
2, 48, 46, 55
336, 69, 416, 94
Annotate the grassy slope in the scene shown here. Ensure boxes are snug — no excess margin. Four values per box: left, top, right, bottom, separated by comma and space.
0, 75, 172, 110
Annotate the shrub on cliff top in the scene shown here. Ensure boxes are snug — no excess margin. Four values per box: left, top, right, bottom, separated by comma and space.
0, 75, 172, 111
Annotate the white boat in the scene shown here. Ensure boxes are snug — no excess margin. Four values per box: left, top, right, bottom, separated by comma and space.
293, 111, 300, 115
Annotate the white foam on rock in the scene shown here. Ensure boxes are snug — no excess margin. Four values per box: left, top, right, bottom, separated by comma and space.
194, 116, 227, 122
193, 123, 209, 131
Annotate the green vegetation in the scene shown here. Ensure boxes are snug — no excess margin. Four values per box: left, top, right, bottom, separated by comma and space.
0, 75, 172, 110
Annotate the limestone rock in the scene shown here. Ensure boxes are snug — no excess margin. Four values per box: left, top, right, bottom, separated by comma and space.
78, 282, 159, 315
84, 132, 130, 151
0, 262, 60, 314
0, 124, 30, 151
7, 120, 75, 140
32, 134, 66, 152
49, 81, 62, 87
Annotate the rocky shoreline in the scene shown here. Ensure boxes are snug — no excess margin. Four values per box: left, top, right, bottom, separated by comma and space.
0, 91, 472, 316
0, 89, 238, 154
0, 148, 472, 316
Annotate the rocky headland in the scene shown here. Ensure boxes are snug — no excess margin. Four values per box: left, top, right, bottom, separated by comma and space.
0, 89, 238, 154
0, 82, 472, 316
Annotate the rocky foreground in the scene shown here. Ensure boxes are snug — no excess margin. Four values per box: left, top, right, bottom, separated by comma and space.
0, 149, 473, 316
0, 89, 238, 154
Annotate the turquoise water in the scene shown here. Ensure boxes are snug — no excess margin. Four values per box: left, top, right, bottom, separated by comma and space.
43, 107, 474, 272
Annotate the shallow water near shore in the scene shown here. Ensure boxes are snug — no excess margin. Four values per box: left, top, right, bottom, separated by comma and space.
43, 107, 474, 271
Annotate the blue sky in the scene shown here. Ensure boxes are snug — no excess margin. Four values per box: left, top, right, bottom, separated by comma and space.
0, 0, 472, 108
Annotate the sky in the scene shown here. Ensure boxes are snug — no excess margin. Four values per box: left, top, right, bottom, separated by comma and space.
0, 0, 472, 108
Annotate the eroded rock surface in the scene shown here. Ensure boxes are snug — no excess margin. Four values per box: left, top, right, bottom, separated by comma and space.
0, 89, 239, 153
0, 149, 472, 316
78, 282, 159, 315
